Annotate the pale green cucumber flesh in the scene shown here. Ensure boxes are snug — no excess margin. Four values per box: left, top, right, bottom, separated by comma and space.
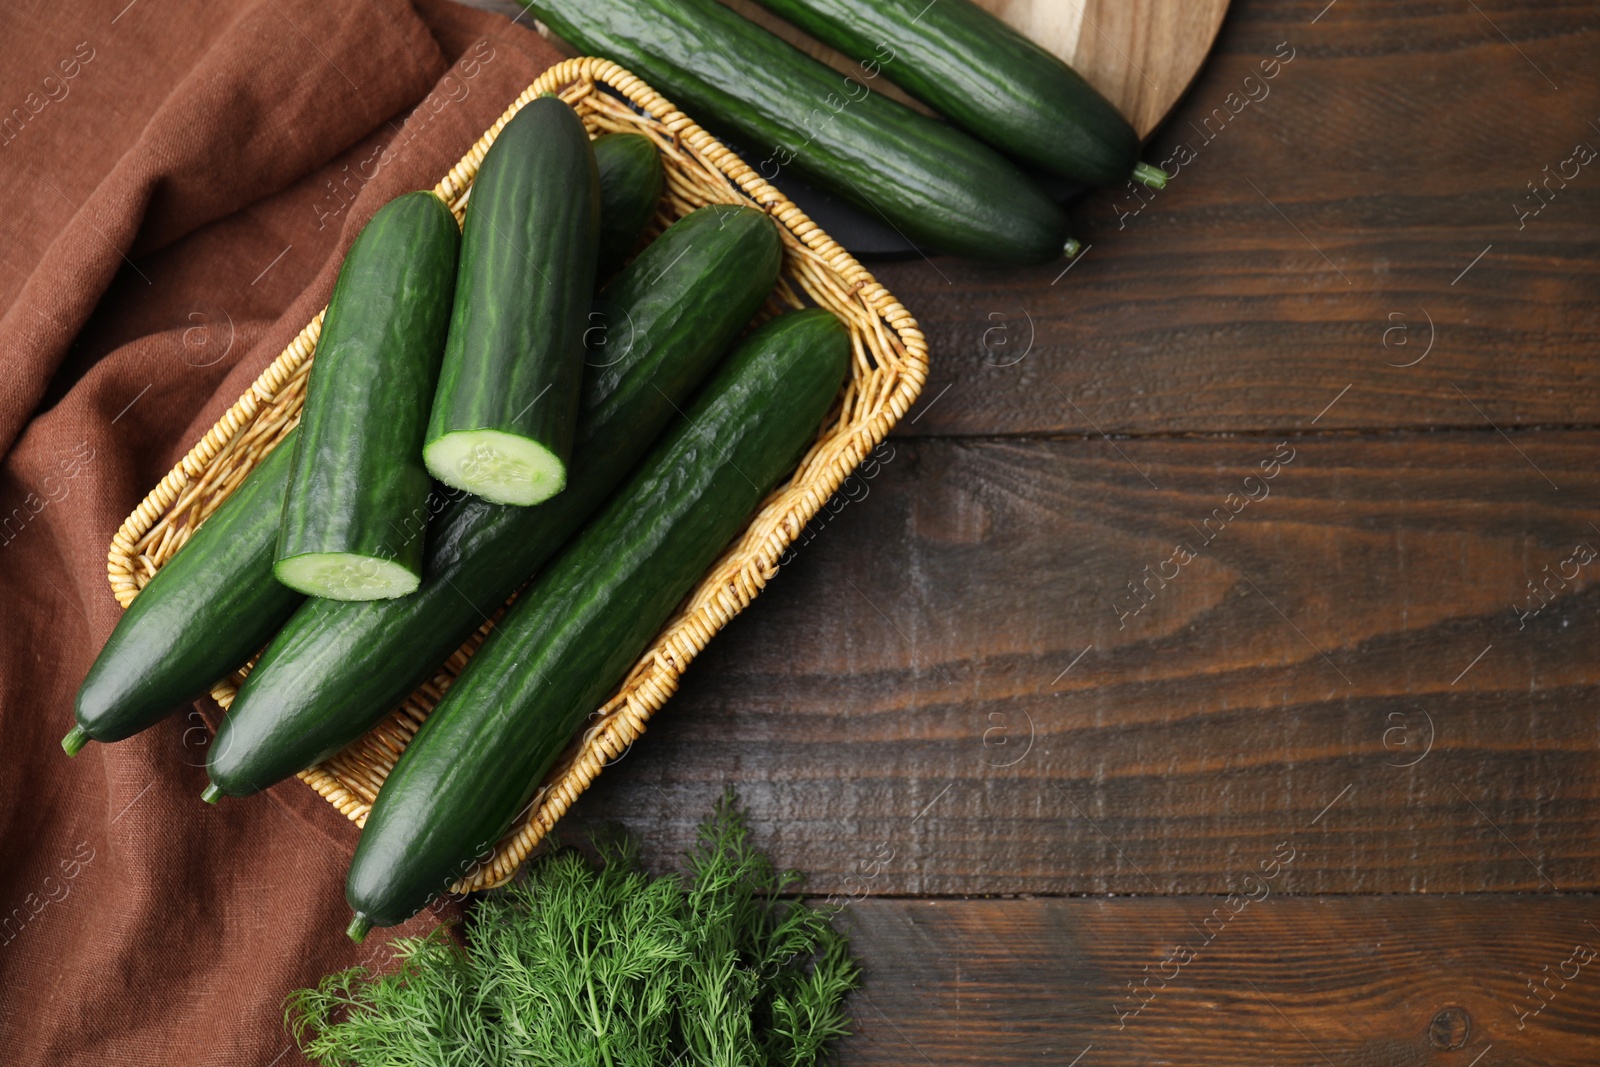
274, 553, 421, 601
424, 429, 567, 507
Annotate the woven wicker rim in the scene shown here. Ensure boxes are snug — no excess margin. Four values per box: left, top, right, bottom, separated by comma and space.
106, 57, 927, 894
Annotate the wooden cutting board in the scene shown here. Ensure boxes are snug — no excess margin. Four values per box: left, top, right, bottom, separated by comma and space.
724, 0, 1231, 138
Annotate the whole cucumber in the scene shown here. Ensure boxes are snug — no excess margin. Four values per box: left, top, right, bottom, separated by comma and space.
753, 0, 1151, 187
275, 191, 459, 600
424, 96, 599, 506
65, 436, 304, 755
345, 308, 851, 937
204, 205, 783, 801
522, 0, 1072, 263
592, 132, 663, 275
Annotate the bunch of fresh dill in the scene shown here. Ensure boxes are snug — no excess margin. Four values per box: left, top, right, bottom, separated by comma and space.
287, 792, 860, 1067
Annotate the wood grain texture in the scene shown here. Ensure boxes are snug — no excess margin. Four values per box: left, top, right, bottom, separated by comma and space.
562, 432, 1600, 895
347, 3, 1593, 1059
836, 896, 1600, 1064
1061, 0, 1228, 136
882, 1, 1600, 436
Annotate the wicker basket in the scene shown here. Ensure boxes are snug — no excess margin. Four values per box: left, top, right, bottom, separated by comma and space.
105, 57, 927, 894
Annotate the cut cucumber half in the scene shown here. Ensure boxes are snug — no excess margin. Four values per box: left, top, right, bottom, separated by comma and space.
424, 430, 567, 507
274, 552, 421, 600
275, 191, 458, 601
426, 98, 597, 507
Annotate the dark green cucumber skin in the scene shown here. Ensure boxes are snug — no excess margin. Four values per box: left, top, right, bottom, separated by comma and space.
522, 0, 1068, 263
592, 133, 662, 276
425, 97, 600, 473
73, 436, 305, 744
276, 192, 459, 583
754, 0, 1136, 185
347, 309, 850, 928
207, 205, 782, 797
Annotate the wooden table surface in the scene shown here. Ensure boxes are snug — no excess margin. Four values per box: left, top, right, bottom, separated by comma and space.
495, 0, 1600, 1061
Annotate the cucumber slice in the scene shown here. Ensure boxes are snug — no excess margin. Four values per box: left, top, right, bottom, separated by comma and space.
273, 552, 421, 600
423, 429, 567, 506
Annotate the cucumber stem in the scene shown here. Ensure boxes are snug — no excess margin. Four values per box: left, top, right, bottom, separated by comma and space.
61, 725, 89, 757
1062, 237, 1083, 260
346, 914, 374, 943
1133, 162, 1169, 190
200, 783, 224, 805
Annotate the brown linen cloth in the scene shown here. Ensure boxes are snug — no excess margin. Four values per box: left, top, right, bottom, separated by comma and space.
0, 1, 563, 1062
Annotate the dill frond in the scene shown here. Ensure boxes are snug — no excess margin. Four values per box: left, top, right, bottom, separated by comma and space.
284, 927, 490, 1067
288, 791, 860, 1067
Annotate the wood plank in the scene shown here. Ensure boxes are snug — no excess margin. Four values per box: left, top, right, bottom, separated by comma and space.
881, 1, 1600, 436
836, 896, 1600, 1065
563, 431, 1600, 895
